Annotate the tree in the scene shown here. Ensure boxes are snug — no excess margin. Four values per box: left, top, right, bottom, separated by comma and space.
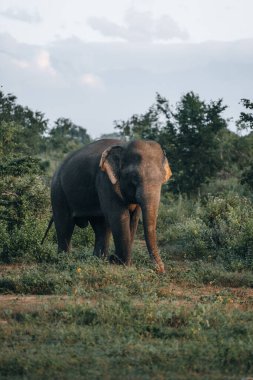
99, 132, 122, 140
48, 117, 91, 153
114, 106, 160, 141
166, 93, 227, 194
236, 99, 253, 191
0, 90, 48, 154
241, 166, 253, 191
115, 92, 228, 195
0, 93, 48, 175
237, 99, 253, 131
0, 91, 50, 262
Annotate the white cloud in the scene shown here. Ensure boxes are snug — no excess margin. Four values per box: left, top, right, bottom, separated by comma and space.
88, 17, 127, 41
11, 49, 56, 76
12, 59, 30, 69
0, 7, 41, 23
88, 8, 189, 43
80, 73, 104, 90
35, 50, 56, 76
155, 14, 188, 41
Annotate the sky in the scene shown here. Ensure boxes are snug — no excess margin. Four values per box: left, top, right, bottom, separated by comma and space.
0, 0, 253, 136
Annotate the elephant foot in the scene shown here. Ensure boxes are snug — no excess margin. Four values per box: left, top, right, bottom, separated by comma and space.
109, 254, 130, 266
93, 251, 107, 259
155, 261, 165, 274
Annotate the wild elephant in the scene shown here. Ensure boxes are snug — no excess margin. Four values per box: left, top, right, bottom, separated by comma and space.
42, 139, 172, 273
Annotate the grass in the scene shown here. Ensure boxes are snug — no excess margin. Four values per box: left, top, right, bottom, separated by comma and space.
1, 245, 253, 379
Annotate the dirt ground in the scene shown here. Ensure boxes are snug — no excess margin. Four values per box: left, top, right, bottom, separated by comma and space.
1, 283, 253, 318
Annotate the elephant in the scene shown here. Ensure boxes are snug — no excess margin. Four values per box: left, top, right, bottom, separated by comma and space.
42, 139, 172, 273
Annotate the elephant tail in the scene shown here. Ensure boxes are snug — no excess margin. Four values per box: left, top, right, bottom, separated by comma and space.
41, 216, 54, 245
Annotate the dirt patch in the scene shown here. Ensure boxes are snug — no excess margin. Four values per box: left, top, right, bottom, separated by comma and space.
136, 283, 253, 310
1, 284, 253, 312
0, 294, 96, 316
0, 280, 253, 318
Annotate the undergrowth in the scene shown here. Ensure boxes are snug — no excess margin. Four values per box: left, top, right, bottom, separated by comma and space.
0, 252, 253, 379
158, 193, 253, 270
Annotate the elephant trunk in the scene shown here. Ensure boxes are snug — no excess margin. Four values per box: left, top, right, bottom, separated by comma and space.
139, 186, 165, 273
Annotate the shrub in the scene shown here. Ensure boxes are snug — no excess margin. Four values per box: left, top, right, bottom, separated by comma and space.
159, 193, 253, 269
71, 224, 95, 250
0, 171, 51, 262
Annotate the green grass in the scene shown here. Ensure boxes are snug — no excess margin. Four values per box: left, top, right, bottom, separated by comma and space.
1, 247, 253, 379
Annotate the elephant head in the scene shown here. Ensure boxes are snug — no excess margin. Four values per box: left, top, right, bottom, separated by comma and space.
99, 140, 172, 272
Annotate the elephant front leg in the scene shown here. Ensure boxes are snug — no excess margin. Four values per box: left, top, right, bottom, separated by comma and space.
130, 205, 141, 245
108, 210, 132, 265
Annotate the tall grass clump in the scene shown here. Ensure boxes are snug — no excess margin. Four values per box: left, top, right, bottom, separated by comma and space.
159, 193, 253, 269
0, 172, 51, 263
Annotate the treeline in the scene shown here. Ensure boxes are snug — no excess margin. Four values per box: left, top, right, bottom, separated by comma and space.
1, 89, 253, 195
115, 92, 253, 195
0, 89, 252, 265
0, 91, 91, 161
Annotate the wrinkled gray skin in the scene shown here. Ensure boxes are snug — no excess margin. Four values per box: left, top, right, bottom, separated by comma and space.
50, 139, 172, 273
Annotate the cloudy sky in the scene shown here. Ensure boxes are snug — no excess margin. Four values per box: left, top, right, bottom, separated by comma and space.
0, 0, 253, 136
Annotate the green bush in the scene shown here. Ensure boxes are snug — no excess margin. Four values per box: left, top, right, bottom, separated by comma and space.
71, 224, 95, 250
0, 150, 94, 262
200, 176, 251, 198
241, 163, 253, 191
0, 172, 51, 262
159, 194, 253, 269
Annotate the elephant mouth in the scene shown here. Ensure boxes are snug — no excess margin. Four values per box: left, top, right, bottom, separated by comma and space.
128, 204, 138, 212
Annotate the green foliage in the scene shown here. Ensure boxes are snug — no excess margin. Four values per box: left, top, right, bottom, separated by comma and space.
1, 88, 253, 380
237, 98, 253, 131
0, 90, 94, 262
0, 156, 44, 176
232, 132, 253, 171
116, 92, 228, 195
48, 117, 91, 155
165, 94, 227, 194
159, 194, 253, 269
71, 224, 95, 250
0, 93, 50, 262
241, 163, 253, 191
188, 261, 253, 288
1, 257, 253, 379
0, 174, 50, 262
0, 91, 48, 154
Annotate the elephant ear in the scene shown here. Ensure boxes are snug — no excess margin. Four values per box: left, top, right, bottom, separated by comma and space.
162, 156, 172, 184
99, 145, 123, 185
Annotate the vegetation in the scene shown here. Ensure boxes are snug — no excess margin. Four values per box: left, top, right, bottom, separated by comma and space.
1, 253, 253, 379
0, 89, 253, 379
237, 98, 253, 191
158, 194, 253, 270
116, 92, 227, 194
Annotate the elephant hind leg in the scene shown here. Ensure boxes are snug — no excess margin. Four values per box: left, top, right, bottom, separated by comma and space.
51, 180, 75, 253
54, 214, 75, 253
89, 216, 111, 258
52, 200, 74, 252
